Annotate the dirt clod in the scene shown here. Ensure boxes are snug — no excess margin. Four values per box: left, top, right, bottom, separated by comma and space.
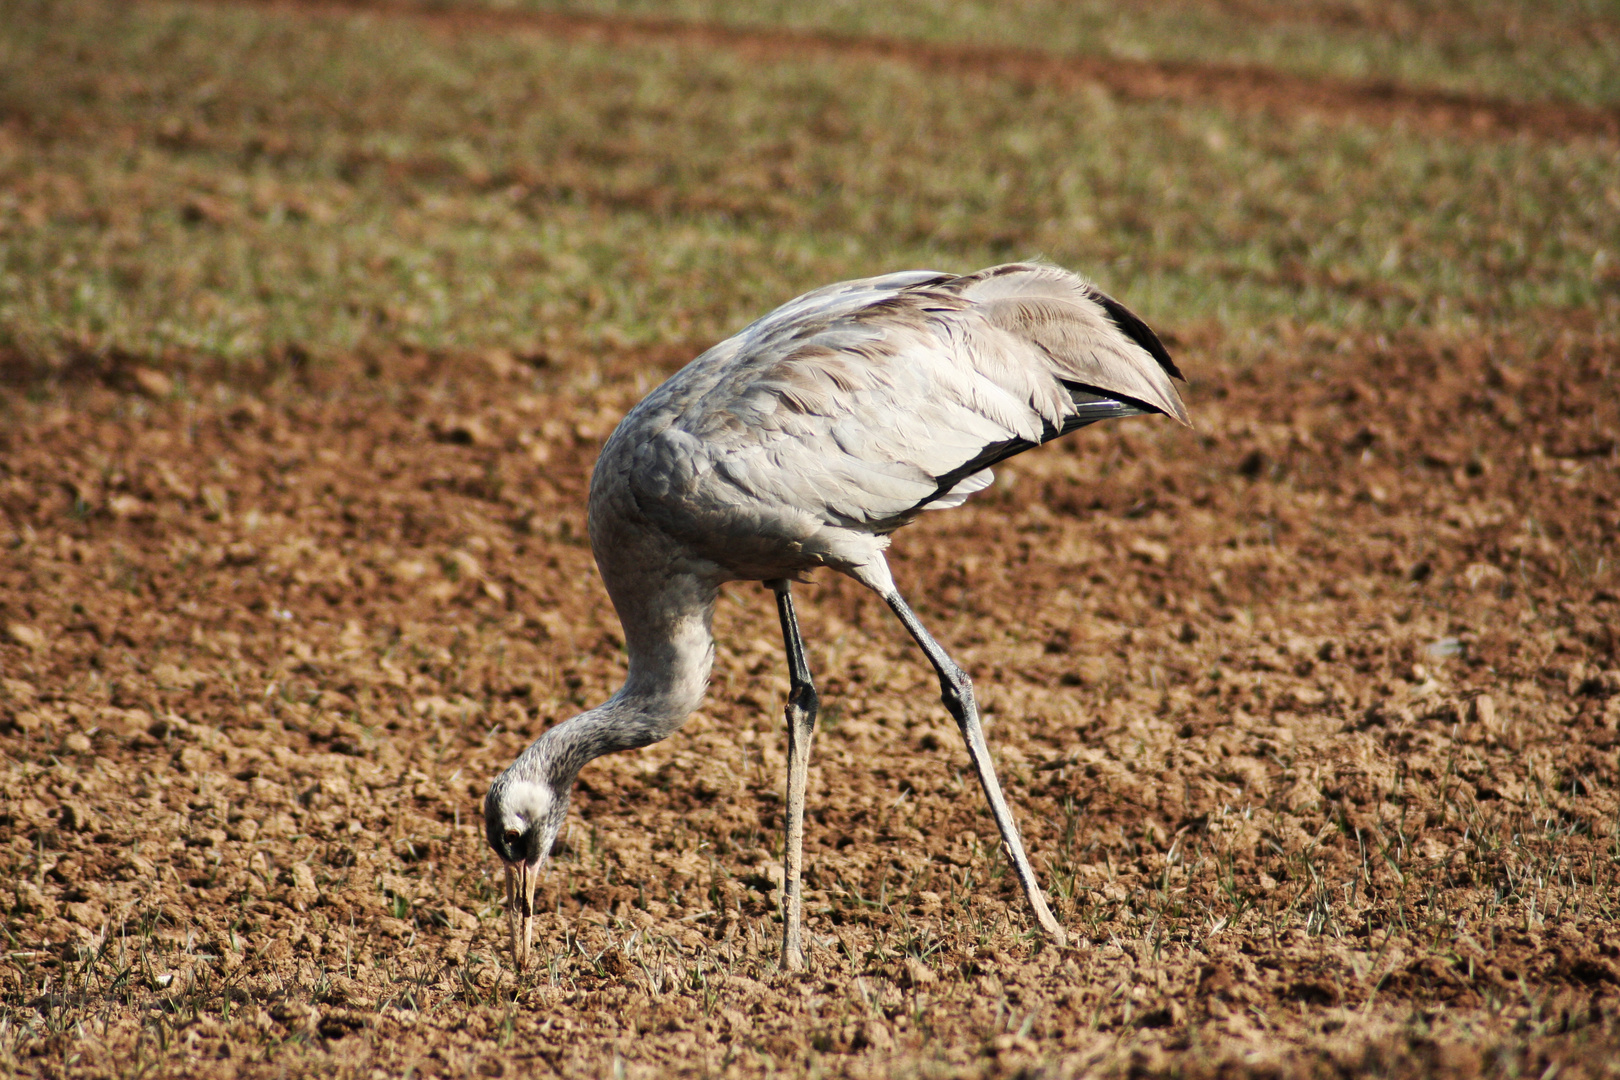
2, 328, 1619, 1075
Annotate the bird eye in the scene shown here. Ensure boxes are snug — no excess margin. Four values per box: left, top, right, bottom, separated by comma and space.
503, 828, 520, 846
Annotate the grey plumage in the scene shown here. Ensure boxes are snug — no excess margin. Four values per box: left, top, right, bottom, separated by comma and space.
486, 262, 1189, 970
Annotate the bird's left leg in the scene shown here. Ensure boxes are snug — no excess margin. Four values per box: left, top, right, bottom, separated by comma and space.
768, 579, 820, 972
881, 589, 1069, 948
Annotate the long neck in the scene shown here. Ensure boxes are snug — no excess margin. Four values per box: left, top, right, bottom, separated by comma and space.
508, 567, 717, 793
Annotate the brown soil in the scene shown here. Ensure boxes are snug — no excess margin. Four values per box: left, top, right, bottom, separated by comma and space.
226, 0, 1620, 141
1186, 0, 1618, 45
2, 316, 1618, 1076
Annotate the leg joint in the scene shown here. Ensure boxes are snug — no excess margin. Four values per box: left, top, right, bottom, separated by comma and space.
936, 661, 972, 702
788, 683, 819, 714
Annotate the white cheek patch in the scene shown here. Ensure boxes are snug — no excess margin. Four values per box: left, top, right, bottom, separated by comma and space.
501, 779, 553, 833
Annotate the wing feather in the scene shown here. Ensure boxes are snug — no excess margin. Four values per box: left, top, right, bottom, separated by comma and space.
615, 262, 1188, 549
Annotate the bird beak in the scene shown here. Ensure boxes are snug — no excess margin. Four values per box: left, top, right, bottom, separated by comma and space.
505, 861, 539, 971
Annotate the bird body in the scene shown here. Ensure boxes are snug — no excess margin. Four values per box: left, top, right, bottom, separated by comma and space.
596, 265, 1184, 581
487, 263, 1188, 969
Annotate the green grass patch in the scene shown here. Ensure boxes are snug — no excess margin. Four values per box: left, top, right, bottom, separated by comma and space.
471, 0, 1620, 107
0, 0, 1616, 367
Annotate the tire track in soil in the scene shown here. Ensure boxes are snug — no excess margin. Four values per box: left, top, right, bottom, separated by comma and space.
215, 0, 1620, 141
1172, 0, 1619, 46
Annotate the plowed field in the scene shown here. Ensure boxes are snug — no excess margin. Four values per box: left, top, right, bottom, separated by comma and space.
5, 317, 1619, 1078
3, 2, 1619, 1078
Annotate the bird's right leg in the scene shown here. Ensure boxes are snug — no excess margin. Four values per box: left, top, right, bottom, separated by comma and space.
768, 579, 819, 972
881, 589, 1069, 948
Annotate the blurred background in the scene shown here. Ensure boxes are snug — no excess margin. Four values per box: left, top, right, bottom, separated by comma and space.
2, 0, 1616, 368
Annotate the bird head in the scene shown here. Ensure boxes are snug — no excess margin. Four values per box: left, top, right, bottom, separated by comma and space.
483, 774, 566, 971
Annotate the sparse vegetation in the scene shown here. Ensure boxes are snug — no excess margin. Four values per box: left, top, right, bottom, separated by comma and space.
1, 0, 1617, 371
491, 0, 1620, 107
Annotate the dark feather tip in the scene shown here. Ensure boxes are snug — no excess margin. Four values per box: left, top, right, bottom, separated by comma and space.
1093, 291, 1184, 382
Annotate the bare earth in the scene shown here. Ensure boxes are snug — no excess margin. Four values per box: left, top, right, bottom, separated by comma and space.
2, 316, 1618, 1077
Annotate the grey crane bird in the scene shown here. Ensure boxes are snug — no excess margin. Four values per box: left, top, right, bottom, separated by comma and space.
485, 262, 1189, 971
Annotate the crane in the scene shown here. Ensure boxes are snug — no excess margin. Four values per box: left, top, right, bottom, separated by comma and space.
484, 262, 1189, 971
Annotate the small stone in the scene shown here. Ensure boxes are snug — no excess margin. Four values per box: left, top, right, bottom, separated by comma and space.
1, 678, 36, 702
6, 623, 45, 650
481, 348, 520, 379
445, 549, 482, 580
132, 366, 174, 399
436, 417, 490, 445
108, 494, 152, 519
224, 542, 259, 565
1127, 538, 1170, 565
1470, 695, 1497, 726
